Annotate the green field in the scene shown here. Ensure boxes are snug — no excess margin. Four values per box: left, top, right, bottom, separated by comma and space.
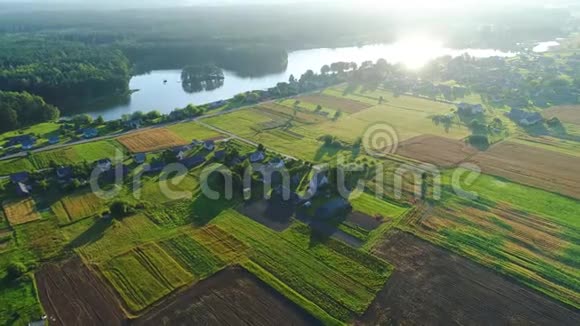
398, 171, 580, 308
100, 243, 193, 312
29, 140, 124, 169
166, 121, 223, 141
0, 158, 35, 175
0, 122, 60, 144
139, 172, 200, 204
14, 219, 66, 260
52, 190, 106, 224
202, 87, 469, 162
75, 214, 174, 263
159, 234, 225, 278
0, 278, 43, 326
444, 170, 580, 229
350, 192, 408, 218
212, 210, 393, 322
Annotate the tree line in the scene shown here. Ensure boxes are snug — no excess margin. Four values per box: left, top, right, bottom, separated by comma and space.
0, 91, 60, 133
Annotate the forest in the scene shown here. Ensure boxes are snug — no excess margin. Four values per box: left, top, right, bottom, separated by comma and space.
0, 91, 59, 133
0, 4, 572, 125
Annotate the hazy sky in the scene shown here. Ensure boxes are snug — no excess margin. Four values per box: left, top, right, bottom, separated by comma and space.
0, 0, 575, 14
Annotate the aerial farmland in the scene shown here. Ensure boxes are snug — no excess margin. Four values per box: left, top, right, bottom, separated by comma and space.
0, 4, 579, 325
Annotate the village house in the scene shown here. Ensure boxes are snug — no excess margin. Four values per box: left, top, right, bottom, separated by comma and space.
507, 108, 544, 126
16, 182, 32, 196
6, 135, 35, 148
100, 164, 130, 182
83, 128, 99, 139
56, 166, 73, 183
10, 172, 29, 184
48, 136, 60, 145
180, 155, 206, 169
134, 153, 147, 164
204, 140, 215, 151
214, 150, 226, 161
308, 168, 329, 196
96, 159, 112, 172
173, 147, 188, 160
21, 138, 36, 150
145, 161, 166, 174
269, 157, 285, 169
457, 103, 484, 115
249, 151, 265, 163
125, 119, 142, 130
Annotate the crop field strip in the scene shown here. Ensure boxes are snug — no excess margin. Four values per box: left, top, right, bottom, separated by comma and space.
35, 258, 126, 326
99, 242, 194, 313
3, 198, 41, 225
365, 231, 580, 325
511, 135, 580, 158
399, 171, 580, 309
212, 210, 393, 323
14, 219, 66, 260
134, 267, 322, 326
468, 140, 580, 200
166, 121, 223, 141
159, 234, 226, 278
257, 102, 328, 124
395, 134, 478, 167
117, 128, 189, 153
297, 93, 372, 114
542, 105, 580, 124
29, 140, 124, 169
51, 190, 105, 224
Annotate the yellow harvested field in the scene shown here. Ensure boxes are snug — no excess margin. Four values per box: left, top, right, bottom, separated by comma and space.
118, 128, 189, 153
543, 105, 580, 125
3, 198, 41, 225
59, 190, 104, 222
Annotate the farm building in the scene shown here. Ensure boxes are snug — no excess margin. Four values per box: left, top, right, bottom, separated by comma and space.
249, 151, 265, 163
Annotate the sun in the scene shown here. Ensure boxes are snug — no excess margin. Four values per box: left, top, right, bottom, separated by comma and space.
360, 0, 458, 10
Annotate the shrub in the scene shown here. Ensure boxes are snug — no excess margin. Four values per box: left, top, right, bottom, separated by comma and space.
5, 262, 27, 281
109, 200, 135, 219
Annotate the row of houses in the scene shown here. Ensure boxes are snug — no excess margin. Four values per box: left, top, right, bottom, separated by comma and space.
3, 127, 100, 153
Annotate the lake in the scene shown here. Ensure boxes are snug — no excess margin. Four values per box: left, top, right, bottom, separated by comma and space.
86, 38, 516, 120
